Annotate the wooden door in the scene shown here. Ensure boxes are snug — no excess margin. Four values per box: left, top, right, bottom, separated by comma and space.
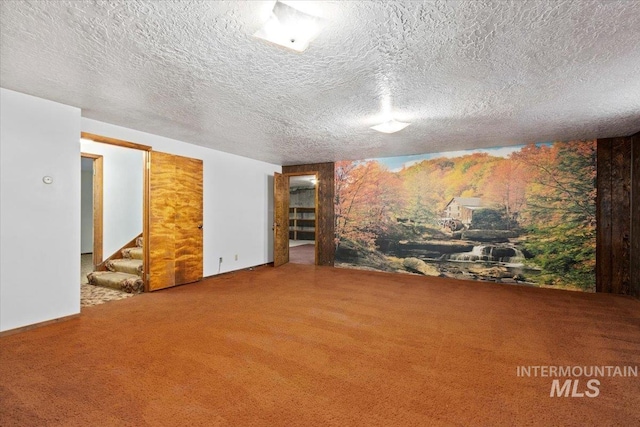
273, 172, 289, 267
148, 151, 203, 291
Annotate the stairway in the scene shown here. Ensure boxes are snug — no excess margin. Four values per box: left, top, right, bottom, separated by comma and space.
87, 236, 144, 293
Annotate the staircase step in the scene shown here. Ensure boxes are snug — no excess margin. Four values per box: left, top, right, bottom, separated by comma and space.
106, 259, 143, 277
122, 247, 143, 260
87, 271, 143, 293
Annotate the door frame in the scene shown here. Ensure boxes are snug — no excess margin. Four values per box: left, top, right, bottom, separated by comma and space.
80, 132, 151, 289
287, 171, 319, 265
282, 162, 335, 266
273, 172, 290, 267
80, 152, 103, 268
279, 171, 320, 265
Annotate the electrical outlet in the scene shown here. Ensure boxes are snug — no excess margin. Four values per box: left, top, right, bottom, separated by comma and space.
235, 254, 238, 261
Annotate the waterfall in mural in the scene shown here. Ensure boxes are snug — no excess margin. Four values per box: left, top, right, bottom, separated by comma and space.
447, 245, 525, 264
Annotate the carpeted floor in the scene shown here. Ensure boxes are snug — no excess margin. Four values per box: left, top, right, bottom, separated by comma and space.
1, 264, 639, 426
80, 254, 133, 307
289, 243, 315, 265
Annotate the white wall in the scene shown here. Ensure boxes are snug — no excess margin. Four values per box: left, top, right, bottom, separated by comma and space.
80, 141, 144, 257
82, 118, 280, 276
80, 161, 93, 253
0, 88, 81, 332
0, 89, 279, 333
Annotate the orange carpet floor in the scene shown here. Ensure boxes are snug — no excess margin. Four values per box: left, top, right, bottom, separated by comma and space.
1, 264, 639, 426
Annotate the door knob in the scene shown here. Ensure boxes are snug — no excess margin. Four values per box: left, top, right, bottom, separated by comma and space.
198, 224, 203, 229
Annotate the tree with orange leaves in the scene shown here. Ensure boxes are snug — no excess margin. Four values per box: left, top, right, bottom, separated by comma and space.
335, 160, 403, 249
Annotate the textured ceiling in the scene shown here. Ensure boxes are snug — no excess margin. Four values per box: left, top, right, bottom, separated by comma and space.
1, 1, 639, 165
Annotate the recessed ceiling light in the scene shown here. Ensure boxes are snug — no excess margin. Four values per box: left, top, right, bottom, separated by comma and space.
254, 1, 325, 52
370, 120, 411, 134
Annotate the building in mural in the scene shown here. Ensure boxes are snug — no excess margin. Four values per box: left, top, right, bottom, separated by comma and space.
334, 140, 597, 292
441, 197, 483, 229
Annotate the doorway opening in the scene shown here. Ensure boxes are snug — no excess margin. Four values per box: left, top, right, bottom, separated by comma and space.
80, 134, 147, 307
288, 174, 317, 264
79, 133, 204, 305
80, 155, 98, 291
81, 151, 133, 306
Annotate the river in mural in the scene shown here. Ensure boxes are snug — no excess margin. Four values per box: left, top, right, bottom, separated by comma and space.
334, 140, 597, 292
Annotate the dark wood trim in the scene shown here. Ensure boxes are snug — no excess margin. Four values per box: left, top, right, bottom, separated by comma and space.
631, 132, 640, 297
81, 153, 103, 267
597, 134, 637, 296
612, 139, 631, 294
0, 314, 80, 337
596, 141, 611, 292
81, 132, 152, 152
95, 233, 143, 272
283, 163, 335, 266
273, 172, 290, 267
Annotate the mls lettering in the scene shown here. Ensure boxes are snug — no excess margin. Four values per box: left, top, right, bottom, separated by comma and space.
549, 379, 600, 397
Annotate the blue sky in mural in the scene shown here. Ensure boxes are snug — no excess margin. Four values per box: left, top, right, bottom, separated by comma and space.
373, 144, 551, 172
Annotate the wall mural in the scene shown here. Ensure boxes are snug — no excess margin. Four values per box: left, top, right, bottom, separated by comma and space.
334, 140, 597, 292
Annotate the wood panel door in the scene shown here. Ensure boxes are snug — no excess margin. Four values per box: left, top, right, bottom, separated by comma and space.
273, 172, 289, 267
174, 155, 203, 285
148, 151, 203, 291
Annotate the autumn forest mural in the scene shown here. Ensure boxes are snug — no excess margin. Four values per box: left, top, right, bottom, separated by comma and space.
334, 140, 597, 291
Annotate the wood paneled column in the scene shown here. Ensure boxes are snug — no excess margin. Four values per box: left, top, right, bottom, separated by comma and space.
597, 132, 639, 297
283, 162, 335, 266
631, 132, 640, 297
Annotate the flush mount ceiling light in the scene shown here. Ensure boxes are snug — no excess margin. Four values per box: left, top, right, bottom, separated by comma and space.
254, 1, 325, 52
370, 119, 411, 134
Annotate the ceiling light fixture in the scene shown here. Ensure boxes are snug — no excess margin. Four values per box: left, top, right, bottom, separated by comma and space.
254, 1, 325, 52
370, 119, 411, 134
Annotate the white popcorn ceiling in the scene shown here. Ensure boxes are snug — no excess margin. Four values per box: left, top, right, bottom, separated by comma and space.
1, 0, 639, 165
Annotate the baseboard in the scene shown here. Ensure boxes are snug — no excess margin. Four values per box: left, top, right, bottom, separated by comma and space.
0, 313, 80, 337
201, 263, 271, 281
